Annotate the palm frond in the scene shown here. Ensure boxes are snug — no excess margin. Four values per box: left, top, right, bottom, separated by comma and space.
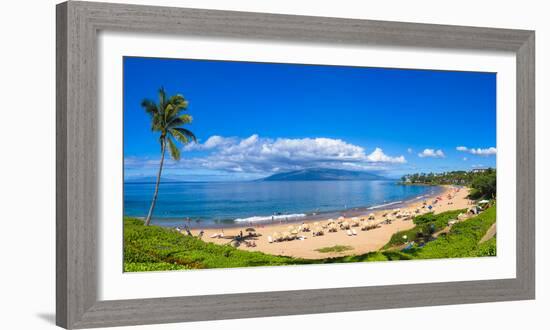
166, 136, 181, 161
166, 114, 193, 128
168, 94, 188, 109
167, 95, 189, 118
140, 99, 158, 116
151, 113, 164, 132
164, 104, 176, 122
158, 87, 167, 111
169, 127, 197, 144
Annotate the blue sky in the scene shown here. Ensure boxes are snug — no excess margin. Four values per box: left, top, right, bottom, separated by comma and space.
124, 56, 496, 181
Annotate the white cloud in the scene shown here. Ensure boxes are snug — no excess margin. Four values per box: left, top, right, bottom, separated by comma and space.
134, 135, 406, 174
184, 135, 237, 151
456, 146, 496, 156
203, 135, 233, 149
367, 148, 406, 164
470, 147, 497, 156
418, 148, 445, 158
407, 148, 413, 154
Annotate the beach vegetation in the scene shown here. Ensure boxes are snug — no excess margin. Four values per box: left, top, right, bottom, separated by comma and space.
383, 209, 465, 248
124, 218, 313, 271
405, 206, 496, 259
315, 245, 354, 253
140, 88, 197, 225
325, 251, 412, 263
468, 170, 497, 200
124, 206, 496, 272
476, 237, 497, 257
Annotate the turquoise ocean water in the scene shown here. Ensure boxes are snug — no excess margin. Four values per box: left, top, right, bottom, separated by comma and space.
124, 180, 443, 227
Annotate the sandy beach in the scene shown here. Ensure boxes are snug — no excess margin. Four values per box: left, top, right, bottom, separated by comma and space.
196, 186, 471, 259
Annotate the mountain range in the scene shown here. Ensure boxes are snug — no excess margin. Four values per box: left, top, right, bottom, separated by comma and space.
259, 168, 387, 181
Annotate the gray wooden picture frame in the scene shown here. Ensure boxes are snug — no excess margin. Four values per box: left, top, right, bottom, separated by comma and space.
56, 1, 535, 328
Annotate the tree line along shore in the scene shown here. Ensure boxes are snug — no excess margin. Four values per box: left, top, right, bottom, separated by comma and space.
400, 168, 496, 200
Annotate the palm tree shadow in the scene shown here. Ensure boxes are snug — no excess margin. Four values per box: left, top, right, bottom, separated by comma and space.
36, 313, 56, 325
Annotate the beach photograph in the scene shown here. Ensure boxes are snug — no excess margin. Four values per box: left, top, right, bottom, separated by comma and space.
123, 57, 497, 272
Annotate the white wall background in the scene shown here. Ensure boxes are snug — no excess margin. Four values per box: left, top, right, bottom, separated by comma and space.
0, 0, 547, 329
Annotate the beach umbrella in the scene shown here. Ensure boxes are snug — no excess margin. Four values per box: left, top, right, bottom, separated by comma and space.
363, 220, 374, 230
368, 213, 375, 220
245, 227, 256, 232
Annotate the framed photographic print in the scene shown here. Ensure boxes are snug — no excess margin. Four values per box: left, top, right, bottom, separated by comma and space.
56, 1, 535, 328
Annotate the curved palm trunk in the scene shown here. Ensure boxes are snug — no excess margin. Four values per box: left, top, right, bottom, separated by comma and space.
145, 139, 166, 226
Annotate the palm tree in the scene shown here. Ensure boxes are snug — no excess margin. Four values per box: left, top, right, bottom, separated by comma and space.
141, 87, 196, 226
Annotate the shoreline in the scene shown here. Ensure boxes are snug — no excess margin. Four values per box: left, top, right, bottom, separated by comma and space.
196, 185, 471, 259
134, 184, 447, 229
